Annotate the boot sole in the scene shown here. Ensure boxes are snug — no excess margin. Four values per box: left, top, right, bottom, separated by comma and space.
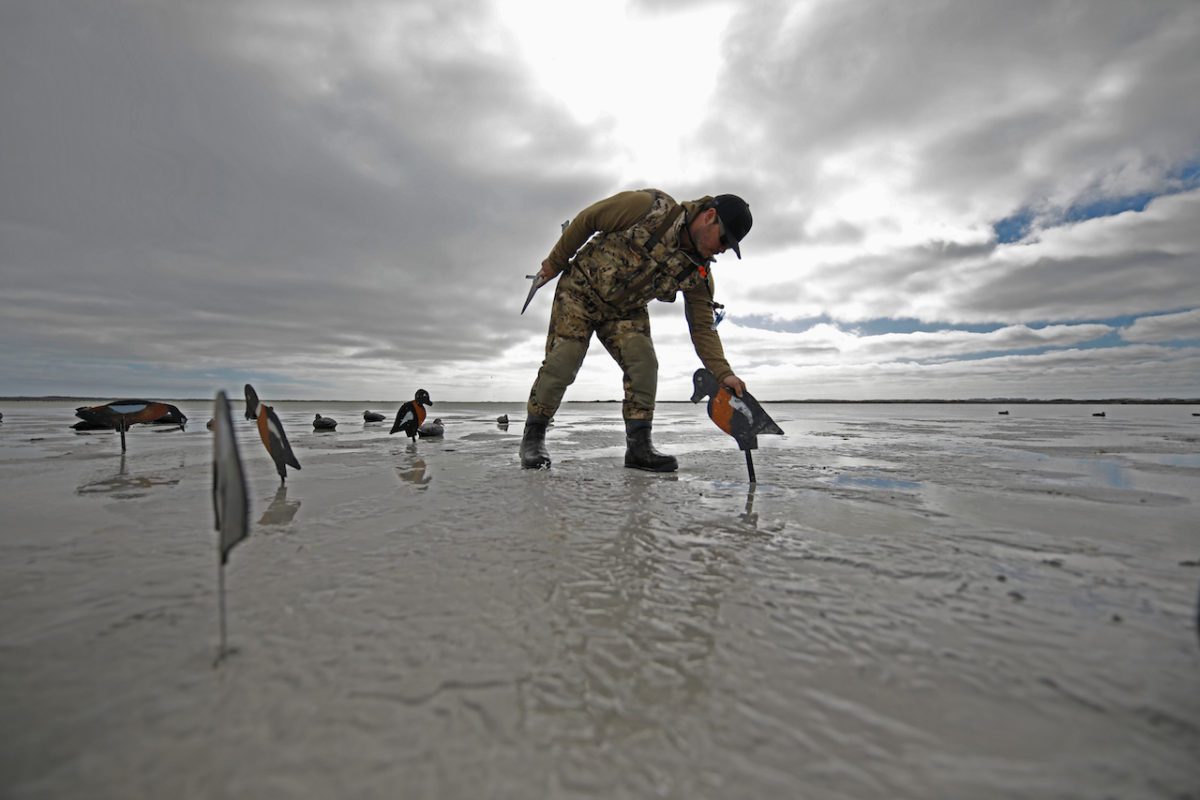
624, 461, 678, 473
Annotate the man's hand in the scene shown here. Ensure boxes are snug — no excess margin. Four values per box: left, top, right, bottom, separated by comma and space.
722, 374, 746, 397
538, 259, 557, 281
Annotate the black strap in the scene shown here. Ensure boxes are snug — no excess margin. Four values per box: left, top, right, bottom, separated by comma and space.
644, 204, 685, 251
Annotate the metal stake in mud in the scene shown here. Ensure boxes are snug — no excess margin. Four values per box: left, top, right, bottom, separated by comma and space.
744, 450, 757, 483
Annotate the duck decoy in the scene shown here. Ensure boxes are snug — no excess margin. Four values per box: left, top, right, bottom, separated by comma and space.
206, 418, 215, 431
391, 389, 433, 441
363, 410, 386, 423
998, 410, 1009, 415
690, 369, 783, 483
257, 404, 301, 483
244, 384, 261, 421
1092, 412, 1106, 417
418, 417, 445, 438
74, 399, 183, 451
497, 414, 509, 425
211, 390, 249, 665
313, 413, 338, 430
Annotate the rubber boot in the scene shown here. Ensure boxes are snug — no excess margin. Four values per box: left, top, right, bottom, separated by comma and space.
624, 422, 677, 472
520, 417, 551, 469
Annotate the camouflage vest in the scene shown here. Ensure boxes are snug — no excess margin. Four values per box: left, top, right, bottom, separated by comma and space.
572, 189, 712, 313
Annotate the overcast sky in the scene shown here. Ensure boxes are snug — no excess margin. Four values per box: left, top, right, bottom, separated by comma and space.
2, 0, 1198, 401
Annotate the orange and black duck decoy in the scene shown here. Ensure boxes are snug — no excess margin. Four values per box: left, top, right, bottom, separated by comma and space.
74, 399, 185, 451
391, 389, 433, 441
690, 369, 783, 483
257, 404, 301, 483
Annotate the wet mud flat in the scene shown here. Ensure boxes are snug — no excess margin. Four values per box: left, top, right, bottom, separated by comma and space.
1, 401, 1197, 798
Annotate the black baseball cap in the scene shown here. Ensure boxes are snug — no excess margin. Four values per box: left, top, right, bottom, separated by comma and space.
712, 194, 752, 259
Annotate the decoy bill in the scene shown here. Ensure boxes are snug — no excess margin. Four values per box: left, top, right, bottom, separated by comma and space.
244, 384, 261, 420
257, 404, 301, 483
690, 368, 783, 482
391, 389, 433, 440
211, 390, 249, 664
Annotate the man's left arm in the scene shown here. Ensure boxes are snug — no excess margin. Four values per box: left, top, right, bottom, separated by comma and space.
683, 279, 746, 396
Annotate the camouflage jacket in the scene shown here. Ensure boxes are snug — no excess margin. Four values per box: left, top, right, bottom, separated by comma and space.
546, 189, 734, 382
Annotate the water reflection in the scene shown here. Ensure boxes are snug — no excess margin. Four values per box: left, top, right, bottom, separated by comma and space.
530, 479, 729, 757
258, 485, 301, 526
740, 485, 758, 528
76, 454, 180, 498
397, 457, 431, 488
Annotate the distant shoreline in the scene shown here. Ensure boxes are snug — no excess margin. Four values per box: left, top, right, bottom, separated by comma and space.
4, 396, 1198, 405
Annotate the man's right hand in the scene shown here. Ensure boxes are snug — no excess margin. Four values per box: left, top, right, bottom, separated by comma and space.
538, 259, 557, 281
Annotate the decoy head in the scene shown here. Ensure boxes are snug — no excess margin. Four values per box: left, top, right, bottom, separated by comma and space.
690, 368, 718, 403
314, 413, 322, 420
415, 388, 432, 406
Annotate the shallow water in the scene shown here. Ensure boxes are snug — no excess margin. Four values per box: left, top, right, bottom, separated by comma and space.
1, 400, 1198, 798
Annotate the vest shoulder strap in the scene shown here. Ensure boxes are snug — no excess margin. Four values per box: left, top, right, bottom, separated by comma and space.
644, 203, 685, 251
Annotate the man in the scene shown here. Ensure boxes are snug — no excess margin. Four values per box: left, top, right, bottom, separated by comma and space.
521, 188, 753, 471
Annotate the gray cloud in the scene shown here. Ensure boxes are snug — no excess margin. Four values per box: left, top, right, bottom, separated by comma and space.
2, 1, 1198, 400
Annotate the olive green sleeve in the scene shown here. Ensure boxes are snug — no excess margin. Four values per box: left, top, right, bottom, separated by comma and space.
545, 190, 655, 273
683, 276, 734, 382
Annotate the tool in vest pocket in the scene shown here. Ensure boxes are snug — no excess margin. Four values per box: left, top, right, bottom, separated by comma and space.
522, 220, 570, 314
711, 302, 726, 330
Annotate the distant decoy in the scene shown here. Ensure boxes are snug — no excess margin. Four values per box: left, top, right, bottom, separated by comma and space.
391, 389, 433, 441
206, 418, 215, 431
497, 414, 509, 425
257, 404, 301, 483
0, 411, 4, 422
998, 410, 1009, 415
690, 369, 784, 483
244, 384, 261, 420
74, 399, 184, 451
1191, 413, 1199, 417
1092, 412, 1106, 417
313, 413, 337, 430
418, 417, 445, 438
363, 410, 386, 422
71, 420, 111, 431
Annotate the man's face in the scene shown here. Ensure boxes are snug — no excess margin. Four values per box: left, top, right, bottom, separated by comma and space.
693, 208, 730, 260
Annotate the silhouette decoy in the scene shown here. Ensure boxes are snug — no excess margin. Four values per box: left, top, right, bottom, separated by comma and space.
257, 404, 301, 483
211, 390, 249, 664
418, 417, 445, 438
313, 413, 338, 430
690, 369, 783, 482
244, 384, 261, 420
391, 389, 433, 441
363, 410, 386, 422
74, 399, 185, 451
